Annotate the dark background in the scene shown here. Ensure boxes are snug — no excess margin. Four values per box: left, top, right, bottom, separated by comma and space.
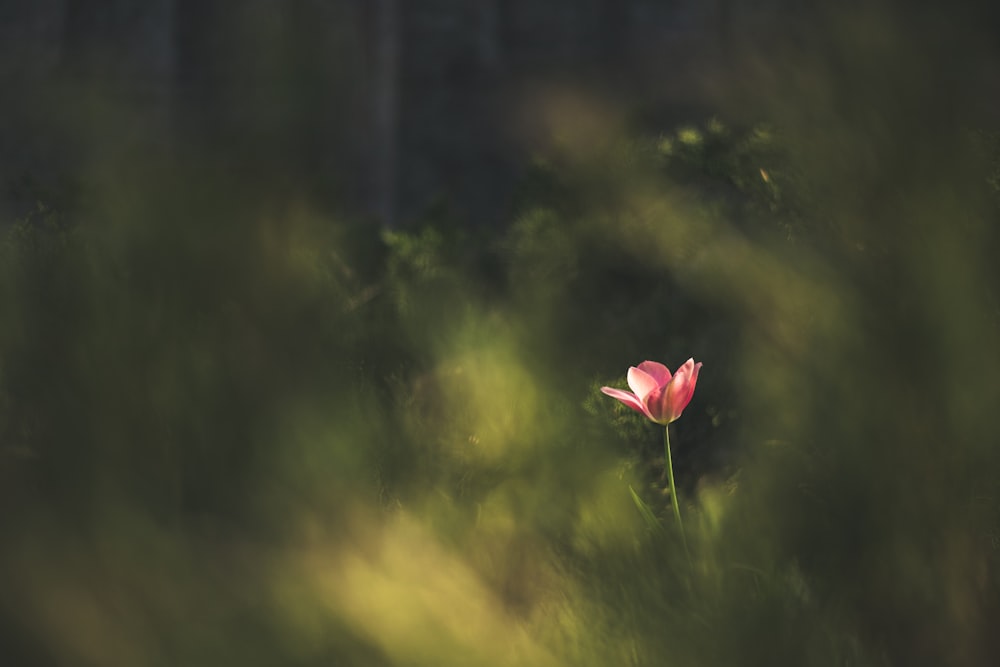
0, 0, 870, 226
2, 2, 1000, 666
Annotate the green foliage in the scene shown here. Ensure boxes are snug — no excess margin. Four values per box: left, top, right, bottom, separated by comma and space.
2, 66, 1000, 667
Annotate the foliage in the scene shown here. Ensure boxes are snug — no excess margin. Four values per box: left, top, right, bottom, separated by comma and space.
1, 93, 1000, 667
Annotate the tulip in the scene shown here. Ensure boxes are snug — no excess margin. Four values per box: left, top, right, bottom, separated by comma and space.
601, 358, 702, 425
602, 358, 701, 558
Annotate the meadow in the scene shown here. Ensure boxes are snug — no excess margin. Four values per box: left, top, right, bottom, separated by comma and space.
1, 8, 999, 667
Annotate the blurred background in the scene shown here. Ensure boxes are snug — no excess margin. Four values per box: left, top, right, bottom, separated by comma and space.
0, 0, 840, 227
1, 1, 1000, 666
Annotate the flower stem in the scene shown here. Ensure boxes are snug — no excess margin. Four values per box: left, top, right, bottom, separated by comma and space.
664, 425, 690, 560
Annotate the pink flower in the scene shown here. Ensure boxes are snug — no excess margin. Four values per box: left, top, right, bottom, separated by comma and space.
601, 358, 702, 425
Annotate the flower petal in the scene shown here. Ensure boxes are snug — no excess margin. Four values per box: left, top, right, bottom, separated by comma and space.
641, 384, 675, 424
627, 366, 660, 401
685, 361, 702, 404
671, 358, 695, 389
601, 386, 655, 420
666, 359, 701, 417
636, 361, 672, 386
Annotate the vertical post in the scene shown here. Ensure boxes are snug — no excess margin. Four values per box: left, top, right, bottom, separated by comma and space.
598, 0, 628, 71
372, 0, 399, 228
142, 0, 176, 146
477, 0, 501, 71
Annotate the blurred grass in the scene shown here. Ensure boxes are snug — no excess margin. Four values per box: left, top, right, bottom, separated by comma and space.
2, 6, 1000, 667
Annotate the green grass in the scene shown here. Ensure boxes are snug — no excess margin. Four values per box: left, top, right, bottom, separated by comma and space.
2, 25, 1000, 665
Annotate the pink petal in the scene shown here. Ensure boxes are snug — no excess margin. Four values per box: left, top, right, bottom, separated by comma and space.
636, 361, 672, 386
601, 386, 655, 420
641, 384, 675, 424
627, 366, 660, 401
666, 359, 702, 417
671, 359, 694, 390
685, 361, 702, 403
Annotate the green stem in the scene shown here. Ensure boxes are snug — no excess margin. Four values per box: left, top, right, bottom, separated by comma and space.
664, 425, 690, 560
